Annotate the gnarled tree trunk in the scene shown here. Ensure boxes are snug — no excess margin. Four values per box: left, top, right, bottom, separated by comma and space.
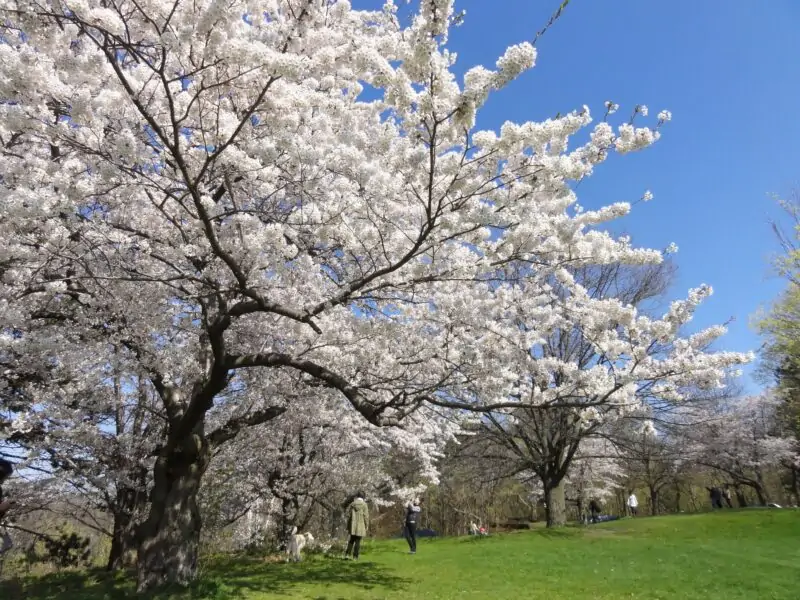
543, 479, 567, 528
107, 498, 139, 571
754, 483, 767, 506
136, 428, 210, 592
278, 496, 300, 550
649, 486, 660, 516
108, 467, 149, 571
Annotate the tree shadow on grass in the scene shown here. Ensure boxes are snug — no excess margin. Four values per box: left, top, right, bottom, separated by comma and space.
208, 555, 409, 597
0, 555, 409, 600
1, 568, 138, 600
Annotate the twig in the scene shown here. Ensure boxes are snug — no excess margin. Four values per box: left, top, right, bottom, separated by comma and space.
533, 0, 572, 46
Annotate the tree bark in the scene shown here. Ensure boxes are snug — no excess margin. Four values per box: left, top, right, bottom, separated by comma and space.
735, 486, 748, 508
543, 479, 567, 528
108, 503, 138, 571
107, 469, 149, 571
278, 496, 300, 550
136, 430, 210, 592
754, 469, 768, 505
754, 483, 767, 506
649, 486, 659, 516
108, 523, 134, 571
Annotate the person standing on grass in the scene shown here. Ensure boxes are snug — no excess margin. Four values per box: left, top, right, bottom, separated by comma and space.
627, 491, 639, 517
404, 498, 422, 554
344, 491, 369, 560
589, 499, 602, 524
708, 486, 724, 509
0, 459, 16, 556
723, 486, 733, 508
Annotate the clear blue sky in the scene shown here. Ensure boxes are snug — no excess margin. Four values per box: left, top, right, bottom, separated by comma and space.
356, 0, 800, 389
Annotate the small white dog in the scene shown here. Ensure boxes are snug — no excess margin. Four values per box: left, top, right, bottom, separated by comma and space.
286, 526, 315, 562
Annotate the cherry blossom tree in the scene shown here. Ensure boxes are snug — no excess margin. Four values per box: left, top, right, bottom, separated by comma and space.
0, 0, 749, 589
613, 418, 683, 515
0, 344, 161, 570
41, 371, 157, 570
1, 327, 51, 455
200, 386, 451, 549
474, 262, 749, 526
757, 191, 800, 501
691, 394, 795, 505
563, 436, 622, 518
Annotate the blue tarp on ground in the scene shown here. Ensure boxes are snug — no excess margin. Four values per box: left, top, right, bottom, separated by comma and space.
417, 528, 438, 537
395, 528, 438, 538
590, 515, 620, 524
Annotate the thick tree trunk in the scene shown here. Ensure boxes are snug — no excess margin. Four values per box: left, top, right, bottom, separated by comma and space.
734, 487, 747, 508
543, 480, 567, 528
674, 483, 682, 513
278, 496, 300, 550
649, 486, 659, 516
136, 431, 210, 593
688, 487, 699, 512
107, 530, 127, 571
108, 510, 137, 571
754, 470, 768, 505
754, 484, 767, 506
107, 478, 148, 571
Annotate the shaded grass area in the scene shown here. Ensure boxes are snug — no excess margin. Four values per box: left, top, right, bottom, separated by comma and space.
0, 556, 407, 599
3, 510, 799, 599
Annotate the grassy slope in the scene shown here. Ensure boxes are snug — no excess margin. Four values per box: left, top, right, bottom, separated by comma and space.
4, 510, 799, 599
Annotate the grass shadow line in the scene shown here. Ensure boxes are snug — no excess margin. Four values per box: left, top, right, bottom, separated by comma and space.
1, 555, 410, 600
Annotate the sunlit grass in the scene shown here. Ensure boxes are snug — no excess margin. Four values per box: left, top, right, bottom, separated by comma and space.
3, 510, 799, 599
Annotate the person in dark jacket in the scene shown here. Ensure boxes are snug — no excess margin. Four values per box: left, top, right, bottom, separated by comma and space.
0, 459, 16, 555
404, 498, 422, 554
344, 491, 369, 560
708, 486, 724, 509
589, 499, 602, 523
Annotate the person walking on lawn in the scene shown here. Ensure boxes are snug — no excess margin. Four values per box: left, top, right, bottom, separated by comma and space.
627, 491, 639, 517
404, 498, 422, 554
344, 491, 369, 560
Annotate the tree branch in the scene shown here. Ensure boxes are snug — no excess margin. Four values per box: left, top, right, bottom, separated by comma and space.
208, 406, 287, 449
223, 352, 395, 425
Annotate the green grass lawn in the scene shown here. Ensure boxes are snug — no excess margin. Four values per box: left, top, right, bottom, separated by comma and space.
3, 510, 799, 599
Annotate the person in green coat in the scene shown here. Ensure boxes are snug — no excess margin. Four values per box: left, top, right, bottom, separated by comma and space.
344, 491, 369, 560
